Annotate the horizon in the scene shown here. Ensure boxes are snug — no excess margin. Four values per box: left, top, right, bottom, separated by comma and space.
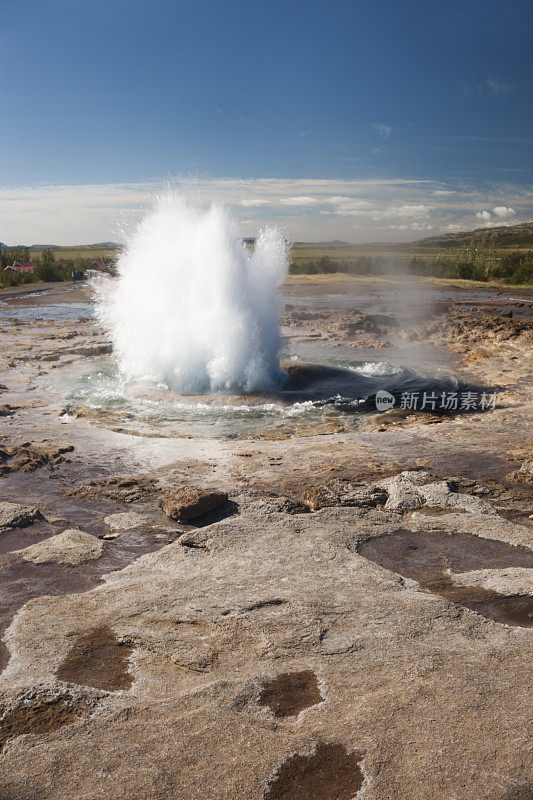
1, 0, 532, 244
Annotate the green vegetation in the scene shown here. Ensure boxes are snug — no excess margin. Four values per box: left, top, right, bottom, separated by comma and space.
408, 246, 533, 283
289, 237, 533, 284
27, 245, 120, 261
0, 246, 117, 289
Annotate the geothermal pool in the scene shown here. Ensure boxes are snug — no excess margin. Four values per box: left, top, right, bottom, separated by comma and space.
58, 355, 475, 440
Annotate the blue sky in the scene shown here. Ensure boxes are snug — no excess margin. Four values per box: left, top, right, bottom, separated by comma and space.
1, 0, 532, 243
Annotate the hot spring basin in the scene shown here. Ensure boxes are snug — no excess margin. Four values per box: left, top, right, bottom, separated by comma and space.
64, 359, 491, 440
129, 362, 484, 409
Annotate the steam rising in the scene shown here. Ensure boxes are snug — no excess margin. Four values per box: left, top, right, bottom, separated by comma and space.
95, 193, 288, 393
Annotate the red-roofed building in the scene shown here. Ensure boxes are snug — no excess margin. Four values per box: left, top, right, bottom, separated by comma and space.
90, 258, 106, 270
4, 261, 37, 273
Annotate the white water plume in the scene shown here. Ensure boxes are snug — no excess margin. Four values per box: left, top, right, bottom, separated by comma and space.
95, 193, 288, 394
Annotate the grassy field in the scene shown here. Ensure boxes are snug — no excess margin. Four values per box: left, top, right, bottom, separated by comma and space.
290, 241, 531, 264
285, 272, 533, 290
27, 246, 120, 261
291, 242, 404, 263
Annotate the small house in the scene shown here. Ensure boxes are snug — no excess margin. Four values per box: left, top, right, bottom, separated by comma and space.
4, 261, 37, 273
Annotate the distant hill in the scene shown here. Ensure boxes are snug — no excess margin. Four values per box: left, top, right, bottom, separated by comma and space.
293, 240, 349, 246
411, 221, 533, 249
28, 242, 121, 251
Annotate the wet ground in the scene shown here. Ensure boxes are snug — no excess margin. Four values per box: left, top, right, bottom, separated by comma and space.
0, 276, 532, 800
358, 528, 533, 626
0, 278, 531, 653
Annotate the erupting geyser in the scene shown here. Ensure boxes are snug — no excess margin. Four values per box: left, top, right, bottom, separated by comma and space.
95, 193, 288, 394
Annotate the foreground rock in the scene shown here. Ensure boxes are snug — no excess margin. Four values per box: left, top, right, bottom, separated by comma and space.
0, 442, 74, 476
302, 480, 387, 512
1, 502, 531, 800
0, 502, 43, 533
378, 472, 498, 515
65, 475, 158, 503
16, 529, 104, 566
158, 487, 228, 520
507, 459, 533, 485
103, 512, 147, 531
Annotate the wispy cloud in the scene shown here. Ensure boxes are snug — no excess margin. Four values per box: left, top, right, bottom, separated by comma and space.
459, 78, 513, 97
372, 123, 392, 140
279, 196, 320, 206
239, 198, 271, 207
234, 113, 261, 127
486, 78, 512, 96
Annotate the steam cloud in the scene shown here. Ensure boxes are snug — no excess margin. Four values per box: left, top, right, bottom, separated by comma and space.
95, 192, 288, 394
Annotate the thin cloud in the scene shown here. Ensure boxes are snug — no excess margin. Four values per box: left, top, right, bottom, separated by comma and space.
239, 198, 271, 207
459, 78, 513, 97
372, 123, 392, 140
234, 113, 261, 127
486, 78, 512, 96
279, 196, 321, 206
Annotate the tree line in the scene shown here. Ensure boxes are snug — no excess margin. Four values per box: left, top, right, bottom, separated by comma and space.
0, 248, 115, 288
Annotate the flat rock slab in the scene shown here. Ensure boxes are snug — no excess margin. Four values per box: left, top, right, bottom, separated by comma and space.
302, 481, 387, 511
2, 504, 532, 799
17, 529, 104, 566
0, 502, 43, 533
103, 512, 147, 531
158, 487, 228, 520
450, 567, 533, 595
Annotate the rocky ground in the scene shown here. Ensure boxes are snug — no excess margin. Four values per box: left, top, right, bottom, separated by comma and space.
0, 278, 532, 800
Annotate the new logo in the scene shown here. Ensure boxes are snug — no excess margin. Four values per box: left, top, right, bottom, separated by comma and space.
375, 390, 395, 412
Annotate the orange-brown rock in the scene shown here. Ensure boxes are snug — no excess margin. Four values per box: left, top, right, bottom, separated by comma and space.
158, 487, 228, 520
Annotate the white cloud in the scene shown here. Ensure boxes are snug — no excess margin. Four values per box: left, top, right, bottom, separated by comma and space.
492, 205, 515, 218
279, 196, 320, 206
391, 204, 432, 217
372, 123, 392, 140
0, 177, 530, 244
239, 198, 271, 207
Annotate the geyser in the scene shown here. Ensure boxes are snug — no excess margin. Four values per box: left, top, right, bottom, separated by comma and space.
95, 193, 288, 394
